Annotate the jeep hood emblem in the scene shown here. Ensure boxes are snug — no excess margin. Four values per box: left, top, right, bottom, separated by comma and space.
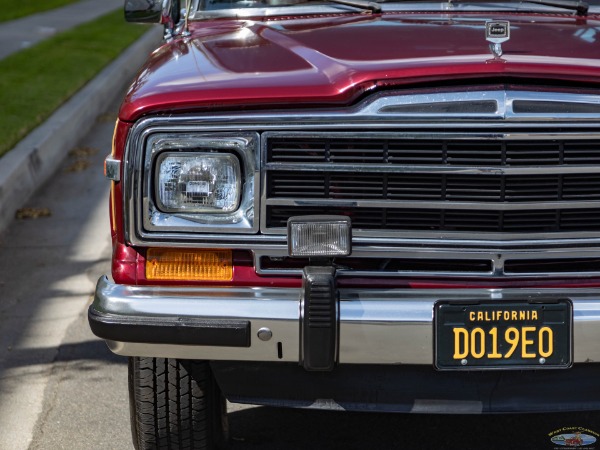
486, 21, 510, 58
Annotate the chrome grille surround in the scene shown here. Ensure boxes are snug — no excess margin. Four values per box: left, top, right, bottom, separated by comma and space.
123, 88, 600, 278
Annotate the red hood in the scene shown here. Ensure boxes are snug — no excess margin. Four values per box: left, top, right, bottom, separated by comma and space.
120, 11, 600, 121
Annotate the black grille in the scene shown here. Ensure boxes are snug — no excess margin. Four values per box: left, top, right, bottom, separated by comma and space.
267, 138, 600, 166
261, 256, 493, 273
268, 172, 600, 202
504, 258, 600, 274
264, 136, 600, 234
267, 206, 600, 232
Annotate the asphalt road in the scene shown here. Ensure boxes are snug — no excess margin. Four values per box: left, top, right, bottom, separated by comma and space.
0, 99, 598, 450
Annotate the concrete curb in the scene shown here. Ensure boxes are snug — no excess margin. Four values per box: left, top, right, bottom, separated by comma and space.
0, 27, 162, 234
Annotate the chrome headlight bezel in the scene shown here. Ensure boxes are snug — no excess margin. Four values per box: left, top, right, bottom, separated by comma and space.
140, 132, 259, 234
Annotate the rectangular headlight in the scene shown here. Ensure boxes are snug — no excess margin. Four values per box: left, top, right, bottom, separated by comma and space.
156, 153, 241, 213
288, 216, 352, 257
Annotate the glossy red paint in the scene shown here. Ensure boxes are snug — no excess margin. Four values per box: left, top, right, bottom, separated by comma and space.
112, 119, 131, 161
109, 120, 130, 243
111, 245, 303, 287
112, 242, 138, 285
120, 11, 600, 121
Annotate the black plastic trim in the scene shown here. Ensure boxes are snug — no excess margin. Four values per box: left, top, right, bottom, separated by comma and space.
302, 266, 337, 371
88, 306, 251, 347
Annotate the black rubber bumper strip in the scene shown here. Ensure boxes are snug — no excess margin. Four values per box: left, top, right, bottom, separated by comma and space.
88, 306, 251, 347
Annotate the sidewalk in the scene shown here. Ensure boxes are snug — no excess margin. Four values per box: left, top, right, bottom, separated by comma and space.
0, 0, 122, 61
0, 0, 162, 233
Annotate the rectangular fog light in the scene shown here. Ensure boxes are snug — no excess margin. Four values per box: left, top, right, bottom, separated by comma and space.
288, 216, 351, 257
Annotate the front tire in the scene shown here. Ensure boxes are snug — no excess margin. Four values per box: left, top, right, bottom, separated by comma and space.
129, 357, 228, 449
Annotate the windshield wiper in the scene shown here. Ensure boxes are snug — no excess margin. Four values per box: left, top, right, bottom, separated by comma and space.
521, 0, 588, 15
315, 0, 382, 13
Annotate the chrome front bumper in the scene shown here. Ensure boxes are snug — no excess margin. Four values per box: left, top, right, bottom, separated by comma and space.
89, 275, 600, 365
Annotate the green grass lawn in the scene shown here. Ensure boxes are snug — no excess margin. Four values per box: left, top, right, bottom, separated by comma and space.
0, 10, 148, 157
0, 0, 81, 22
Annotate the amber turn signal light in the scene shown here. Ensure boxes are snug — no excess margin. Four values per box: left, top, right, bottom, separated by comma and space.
146, 248, 233, 281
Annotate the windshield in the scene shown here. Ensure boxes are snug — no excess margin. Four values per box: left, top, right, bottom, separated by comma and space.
192, 0, 600, 13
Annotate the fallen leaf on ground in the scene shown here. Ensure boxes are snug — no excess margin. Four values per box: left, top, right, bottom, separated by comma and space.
65, 159, 92, 172
96, 113, 117, 123
69, 146, 99, 158
15, 207, 52, 220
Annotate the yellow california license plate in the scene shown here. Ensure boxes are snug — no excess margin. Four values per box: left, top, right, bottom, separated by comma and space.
434, 301, 572, 370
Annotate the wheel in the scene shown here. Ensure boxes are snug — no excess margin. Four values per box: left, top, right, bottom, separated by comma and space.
129, 357, 228, 449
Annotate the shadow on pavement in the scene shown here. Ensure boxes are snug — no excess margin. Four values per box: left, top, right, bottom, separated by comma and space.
1, 339, 124, 372
227, 405, 600, 450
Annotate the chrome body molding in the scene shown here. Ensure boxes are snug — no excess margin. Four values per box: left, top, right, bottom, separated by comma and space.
93, 276, 600, 364
127, 91, 600, 128
253, 246, 600, 278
